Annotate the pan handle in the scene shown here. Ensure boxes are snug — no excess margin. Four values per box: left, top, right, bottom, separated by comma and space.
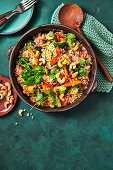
7, 45, 15, 60
90, 80, 97, 93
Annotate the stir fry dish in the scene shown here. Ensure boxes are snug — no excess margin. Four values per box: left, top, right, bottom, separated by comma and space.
15, 31, 92, 108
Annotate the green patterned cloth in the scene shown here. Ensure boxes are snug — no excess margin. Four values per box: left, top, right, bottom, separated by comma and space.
51, 3, 113, 93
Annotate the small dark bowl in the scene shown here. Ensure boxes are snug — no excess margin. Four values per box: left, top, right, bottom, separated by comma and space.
9, 24, 97, 112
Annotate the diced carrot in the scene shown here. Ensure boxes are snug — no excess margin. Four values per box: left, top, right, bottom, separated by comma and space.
60, 38, 67, 42
57, 35, 60, 41
33, 58, 39, 65
31, 96, 35, 102
55, 32, 65, 41
55, 32, 60, 41
56, 46, 61, 57
50, 57, 58, 65
51, 46, 61, 65
43, 80, 54, 92
60, 72, 65, 76
35, 51, 40, 58
43, 84, 49, 93
55, 32, 64, 37
68, 71, 74, 78
63, 65, 68, 77
27, 46, 36, 57
48, 100, 53, 106
63, 80, 82, 87
54, 82, 60, 87
32, 65, 35, 69
43, 80, 49, 85
39, 39, 45, 44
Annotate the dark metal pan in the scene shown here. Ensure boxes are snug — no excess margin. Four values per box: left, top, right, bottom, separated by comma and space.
8, 24, 97, 112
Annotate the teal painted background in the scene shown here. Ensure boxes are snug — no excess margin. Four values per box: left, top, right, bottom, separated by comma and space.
0, 0, 113, 169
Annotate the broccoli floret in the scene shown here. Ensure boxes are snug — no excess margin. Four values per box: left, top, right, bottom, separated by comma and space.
34, 46, 42, 53
64, 33, 76, 46
35, 91, 44, 105
79, 59, 86, 65
53, 42, 68, 48
24, 41, 36, 50
18, 57, 29, 67
48, 31, 55, 37
54, 86, 67, 94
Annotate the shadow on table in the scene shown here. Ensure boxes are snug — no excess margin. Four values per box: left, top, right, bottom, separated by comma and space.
46, 91, 112, 119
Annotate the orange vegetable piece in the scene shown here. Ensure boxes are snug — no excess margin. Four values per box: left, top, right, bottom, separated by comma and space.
60, 38, 67, 42
56, 46, 61, 57
43, 80, 54, 92
55, 32, 65, 41
35, 51, 40, 58
43, 84, 49, 94
63, 65, 68, 77
68, 71, 74, 78
27, 46, 36, 57
50, 57, 58, 65
64, 80, 82, 87
51, 46, 61, 65
39, 39, 45, 44
31, 96, 35, 102
48, 100, 53, 106
54, 82, 60, 87
32, 65, 36, 69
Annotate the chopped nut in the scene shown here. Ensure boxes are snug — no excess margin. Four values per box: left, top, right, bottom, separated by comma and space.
32, 116, 34, 119
18, 109, 26, 116
0, 90, 7, 96
1, 86, 7, 91
27, 113, 30, 117
4, 101, 10, 109
0, 94, 4, 100
30, 113, 33, 116
0, 84, 3, 87
6, 96, 10, 102
7, 90, 12, 96
5, 82, 11, 91
15, 122, 18, 125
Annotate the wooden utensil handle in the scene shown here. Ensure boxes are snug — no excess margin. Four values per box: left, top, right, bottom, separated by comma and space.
0, 13, 7, 20
76, 27, 85, 37
0, 11, 12, 20
0, 18, 7, 27
76, 27, 113, 82
95, 54, 113, 82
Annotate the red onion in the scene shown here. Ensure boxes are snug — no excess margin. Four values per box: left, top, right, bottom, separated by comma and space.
81, 78, 88, 82
81, 47, 86, 51
84, 50, 88, 59
16, 65, 24, 75
18, 65, 24, 70
49, 65, 56, 70
33, 42, 40, 49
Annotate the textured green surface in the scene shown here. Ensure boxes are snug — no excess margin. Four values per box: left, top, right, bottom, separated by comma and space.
51, 3, 113, 93
0, 0, 113, 169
